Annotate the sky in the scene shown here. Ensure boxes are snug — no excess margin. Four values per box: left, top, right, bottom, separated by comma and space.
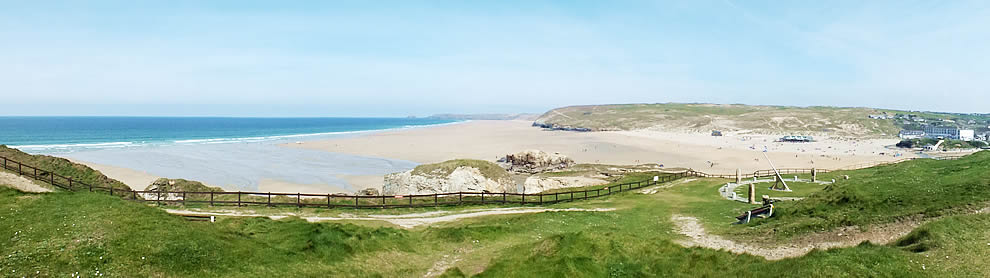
1, 0, 988, 117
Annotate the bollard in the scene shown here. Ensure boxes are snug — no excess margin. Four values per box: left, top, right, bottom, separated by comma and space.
748, 184, 757, 204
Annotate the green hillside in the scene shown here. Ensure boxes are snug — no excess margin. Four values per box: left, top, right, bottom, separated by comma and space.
3, 151, 990, 276
533, 103, 990, 138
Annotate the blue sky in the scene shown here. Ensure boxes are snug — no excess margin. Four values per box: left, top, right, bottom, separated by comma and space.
1, 1, 988, 116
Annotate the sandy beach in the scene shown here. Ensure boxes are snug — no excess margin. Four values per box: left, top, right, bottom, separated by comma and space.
70, 120, 908, 193
289, 120, 908, 175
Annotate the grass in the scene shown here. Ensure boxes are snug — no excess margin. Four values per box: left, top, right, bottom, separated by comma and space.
732, 181, 828, 199
0, 145, 130, 192
748, 151, 990, 238
533, 103, 905, 137
411, 159, 512, 182
4, 152, 990, 276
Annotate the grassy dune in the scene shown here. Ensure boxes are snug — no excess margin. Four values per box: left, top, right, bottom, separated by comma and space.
3, 152, 990, 276
533, 103, 937, 137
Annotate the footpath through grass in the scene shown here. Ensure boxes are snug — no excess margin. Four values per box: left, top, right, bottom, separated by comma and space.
4, 152, 990, 277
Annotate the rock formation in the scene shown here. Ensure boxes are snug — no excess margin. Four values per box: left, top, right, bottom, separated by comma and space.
383, 160, 516, 195
522, 176, 609, 194
497, 150, 575, 174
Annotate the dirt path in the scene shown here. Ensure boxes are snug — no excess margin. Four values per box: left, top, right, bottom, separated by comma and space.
670, 214, 920, 260
0, 172, 51, 193
166, 207, 616, 229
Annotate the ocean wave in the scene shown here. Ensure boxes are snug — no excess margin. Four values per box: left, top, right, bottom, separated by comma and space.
10, 141, 139, 150
13, 120, 465, 152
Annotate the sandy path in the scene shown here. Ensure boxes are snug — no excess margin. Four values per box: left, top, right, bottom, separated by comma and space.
288, 120, 907, 175
0, 172, 52, 193
671, 214, 923, 260
166, 207, 616, 229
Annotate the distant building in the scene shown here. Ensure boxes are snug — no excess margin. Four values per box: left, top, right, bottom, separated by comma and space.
868, 115, 890, 120
780, 135, 814, 142
924, 126, 960, 139
960, 130, 975, 141
899, 130, 925, 139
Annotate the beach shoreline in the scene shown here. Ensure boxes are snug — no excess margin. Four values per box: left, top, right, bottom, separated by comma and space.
68, 120, 911, 193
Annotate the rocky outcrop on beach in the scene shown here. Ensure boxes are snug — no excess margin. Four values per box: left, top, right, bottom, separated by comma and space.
497, 150, 575, 174
522, 176, 609, 194
143, 178, 222, 200
383, 159, 516, 195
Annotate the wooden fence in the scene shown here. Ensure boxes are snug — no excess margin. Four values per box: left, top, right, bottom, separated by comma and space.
1, 155, 693, 208
2, 152, 970, 209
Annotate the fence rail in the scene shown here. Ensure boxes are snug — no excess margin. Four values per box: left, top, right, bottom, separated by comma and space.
1, 153, 967, 209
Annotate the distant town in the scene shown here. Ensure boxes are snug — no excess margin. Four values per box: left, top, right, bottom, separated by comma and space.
869, 112, 990, 150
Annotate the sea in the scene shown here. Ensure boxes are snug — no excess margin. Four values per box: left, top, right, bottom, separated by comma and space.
0, 117, 460, 192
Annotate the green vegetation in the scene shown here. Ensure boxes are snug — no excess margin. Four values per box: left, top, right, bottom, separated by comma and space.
0, 145, 130, 192
534, 103, 990, 138
534, 103, 903, 137
897, 138, 987, 150
4, 151, 990, 276
733, 181, 827, 199
750, 151, 990, 238
412, 159, 512, 182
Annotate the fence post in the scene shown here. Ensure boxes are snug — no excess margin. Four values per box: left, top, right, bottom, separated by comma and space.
458, 193, 463, 205
355, 196, 359, 208
481, 193, 485, 204
539, 194, 543, 205
50, 173, 54, 187
299, 194, 303, 208
156, 189, 161, 206
182, 191, 186, 206
584, 190, 588, 200
237, 192, 242, 207
409, 195, 414, 206
503, 192, 506, 204
34, 168, 37, 179
268, 193, 272, 207
109, 184, 113, 196
69, 178, 73, 189
521, 193, 525, 204
381, 194, 386, 208
435, 194, 439, 206
18, 163, 21, 175
327, 194, 331, 209
210, 190, 214, 206
132, 190, 137, 200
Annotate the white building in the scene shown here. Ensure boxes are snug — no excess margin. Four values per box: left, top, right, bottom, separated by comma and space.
960, 130, 975, 141
899, 130, 925, 139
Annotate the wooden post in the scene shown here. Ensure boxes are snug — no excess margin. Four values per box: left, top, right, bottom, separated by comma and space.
327, 194, 331, 208
299, 194, 303, 208
182, 192, 186, 206
34, 168, 37, 179
381, 194, 385, 208
521, 193, 525, 204
570, 192, 574, 201
409, 195, 413, 206
133, 190, 137, 200
503, 193, 506, 204
109, 184, 113, 196
156, 189, 161, 206
69, 178, 73, 189
210, 190, 214, 206
237, 192, 241, 207
481, 193, 485, 204
539, 194, 543, 205
268, 193, 272, 207
355, 195, 359, 208
811, 168, 817, 182
458, 193, 463, 204
584, 190, 588, 200
18, 163, 21, 175
748, 184, 757, 204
